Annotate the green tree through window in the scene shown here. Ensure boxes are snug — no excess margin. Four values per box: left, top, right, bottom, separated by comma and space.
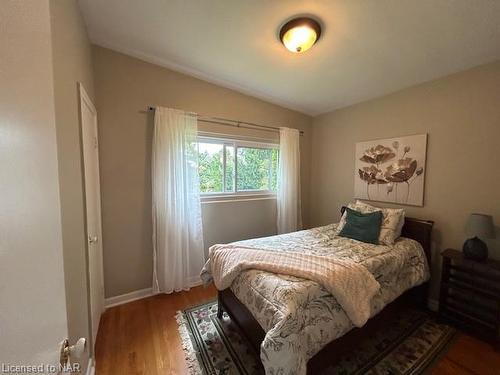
198, 142, 223, 193
197, 139, 278, 194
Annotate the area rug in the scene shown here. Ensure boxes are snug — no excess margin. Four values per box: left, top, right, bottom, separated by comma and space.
176, 300, 456, 375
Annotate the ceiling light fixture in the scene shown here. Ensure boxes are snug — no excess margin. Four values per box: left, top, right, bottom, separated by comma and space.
279, 17, 322, 54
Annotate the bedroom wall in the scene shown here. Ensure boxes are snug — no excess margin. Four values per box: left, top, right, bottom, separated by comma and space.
310, 60, 500, 301
93, 46, 312, 298
50, 0, 95, 369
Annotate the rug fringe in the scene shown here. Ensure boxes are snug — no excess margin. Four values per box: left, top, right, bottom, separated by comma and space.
175, 310, 203, 375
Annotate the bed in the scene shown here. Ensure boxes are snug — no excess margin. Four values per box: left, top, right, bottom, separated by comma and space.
210, 207, 433, 374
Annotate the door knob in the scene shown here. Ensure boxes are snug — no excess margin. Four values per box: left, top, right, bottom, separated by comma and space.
88, 235, 98, 244
60, 337, 87, 366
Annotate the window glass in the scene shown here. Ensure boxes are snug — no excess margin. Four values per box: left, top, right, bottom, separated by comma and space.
197, 138, 278, 195
198, 142, 224, 193
237, 147, 273, 191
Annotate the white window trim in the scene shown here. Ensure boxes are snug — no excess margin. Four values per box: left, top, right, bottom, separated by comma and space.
201, 192, 276, 204
197, 135, 279, 201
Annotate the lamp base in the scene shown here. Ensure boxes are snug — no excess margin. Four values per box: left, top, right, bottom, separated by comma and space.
462, 236, 488, 261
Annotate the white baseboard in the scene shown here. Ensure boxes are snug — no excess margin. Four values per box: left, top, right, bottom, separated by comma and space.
105, 279, 204, 309
428, 298, 439, 312
105, 287, 154, 308
86, 358, 95, 375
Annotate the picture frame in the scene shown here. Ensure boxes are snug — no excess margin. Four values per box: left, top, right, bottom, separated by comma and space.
354, 134, 427, 206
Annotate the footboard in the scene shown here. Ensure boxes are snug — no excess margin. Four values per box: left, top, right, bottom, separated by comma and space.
218, 289, 265, 354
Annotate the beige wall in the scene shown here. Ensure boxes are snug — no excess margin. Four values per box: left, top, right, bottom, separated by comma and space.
0, 0, 68, 366
50, 0, 95, 368
93, 46, 312, 298
311, 60, 500, 300
202, 198, 278, 255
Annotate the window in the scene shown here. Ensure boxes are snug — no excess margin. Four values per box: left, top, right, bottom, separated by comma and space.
197, 137, 279, 196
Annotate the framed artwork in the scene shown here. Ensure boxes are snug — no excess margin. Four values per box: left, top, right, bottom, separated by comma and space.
354, 134, 427, 206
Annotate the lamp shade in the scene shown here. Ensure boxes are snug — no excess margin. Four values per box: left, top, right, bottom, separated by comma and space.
465, 213, 495, 239
279, 17, 321, 53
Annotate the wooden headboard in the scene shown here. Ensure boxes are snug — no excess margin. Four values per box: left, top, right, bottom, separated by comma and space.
340, 206, 434, 265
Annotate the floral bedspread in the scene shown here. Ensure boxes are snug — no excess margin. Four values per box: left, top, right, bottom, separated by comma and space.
229, 224, 429, 375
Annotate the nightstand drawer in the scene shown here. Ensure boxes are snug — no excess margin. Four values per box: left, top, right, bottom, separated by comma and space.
439, 249, 500, 349
441, 296, 497, 326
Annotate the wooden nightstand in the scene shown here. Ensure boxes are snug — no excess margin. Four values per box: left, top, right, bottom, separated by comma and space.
439, 248, 500, 349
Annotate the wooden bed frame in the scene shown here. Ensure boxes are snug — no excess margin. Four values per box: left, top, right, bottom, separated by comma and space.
217, 207, 434, 373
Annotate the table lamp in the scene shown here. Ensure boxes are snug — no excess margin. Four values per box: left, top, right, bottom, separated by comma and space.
463, 213, 496, 261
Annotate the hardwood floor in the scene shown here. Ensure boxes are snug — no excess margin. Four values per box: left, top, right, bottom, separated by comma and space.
95, 285, 217, 375
95, 285, 500, 375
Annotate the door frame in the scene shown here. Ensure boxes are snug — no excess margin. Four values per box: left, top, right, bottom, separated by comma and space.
78, 82, 105, 357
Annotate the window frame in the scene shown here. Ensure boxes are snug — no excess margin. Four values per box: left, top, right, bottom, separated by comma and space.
197, 135, 279, 201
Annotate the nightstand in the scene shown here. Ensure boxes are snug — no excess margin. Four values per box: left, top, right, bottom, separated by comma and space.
439, 249, 500, 349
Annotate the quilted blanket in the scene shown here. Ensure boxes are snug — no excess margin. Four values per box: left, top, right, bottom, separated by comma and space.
200, 224, 429, 375
204, 244, 379, 327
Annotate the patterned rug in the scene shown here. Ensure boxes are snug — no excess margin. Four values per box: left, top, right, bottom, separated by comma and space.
176, 300, 456, 375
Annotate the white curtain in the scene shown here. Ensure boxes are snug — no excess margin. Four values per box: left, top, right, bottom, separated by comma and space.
277, 127, 302, 234
152, 107, 205, 293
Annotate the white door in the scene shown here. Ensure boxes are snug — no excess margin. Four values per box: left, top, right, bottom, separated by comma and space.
79, 83, 105, 351
1, 1, 69, 369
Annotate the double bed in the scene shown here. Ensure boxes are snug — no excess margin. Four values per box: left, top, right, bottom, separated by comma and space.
206, 207, 433, 374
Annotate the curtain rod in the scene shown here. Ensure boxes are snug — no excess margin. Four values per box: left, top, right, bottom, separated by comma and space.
141, 106, 304, 136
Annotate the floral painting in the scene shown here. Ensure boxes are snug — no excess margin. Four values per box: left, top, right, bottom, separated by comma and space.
354, 134, 427, 206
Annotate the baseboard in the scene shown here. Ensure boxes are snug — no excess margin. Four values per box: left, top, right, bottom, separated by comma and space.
85, 358, 95, 375
105, 287, 154, 308
105, 279, 204, 309
428, 298, 439, 312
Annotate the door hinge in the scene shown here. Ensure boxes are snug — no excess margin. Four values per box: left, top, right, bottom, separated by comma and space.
88, 235, 98, 244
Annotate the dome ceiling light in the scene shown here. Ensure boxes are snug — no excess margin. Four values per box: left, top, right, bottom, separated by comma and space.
279, 17, 322, 53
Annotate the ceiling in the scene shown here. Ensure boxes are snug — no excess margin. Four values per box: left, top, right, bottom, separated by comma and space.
79, 0, 500, 116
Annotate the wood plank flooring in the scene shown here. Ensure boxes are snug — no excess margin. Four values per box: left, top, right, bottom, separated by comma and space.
95, 285, 500, 375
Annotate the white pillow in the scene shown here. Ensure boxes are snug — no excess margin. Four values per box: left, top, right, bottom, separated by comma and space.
354, 200, 405, 245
